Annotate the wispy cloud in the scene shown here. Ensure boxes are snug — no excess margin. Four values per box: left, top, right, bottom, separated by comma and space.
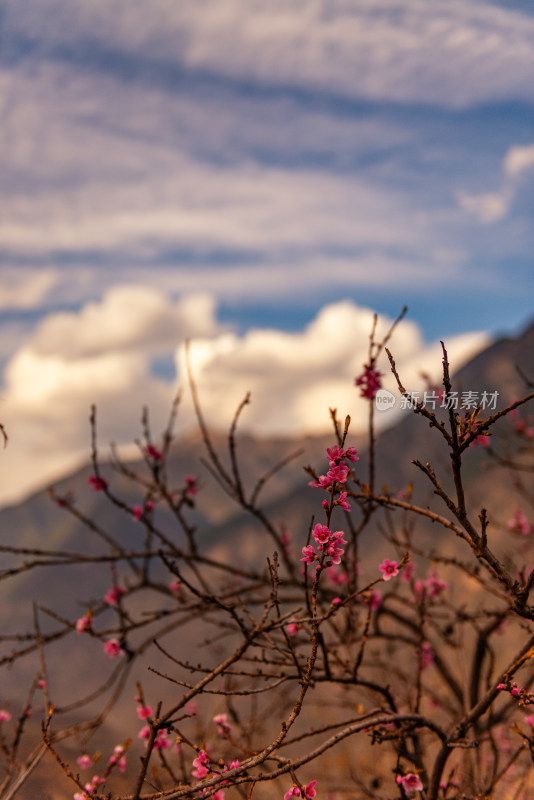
458, 140, 534, 224
5, 0, 534, 107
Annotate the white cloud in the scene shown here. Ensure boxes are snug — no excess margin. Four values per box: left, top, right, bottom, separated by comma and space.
0, 292, 489, 509
32, 285, 218, 358
458, 140, 534, 224
176, 300, 490, 437
504, 143, 534, 178
0, 287, 220, 505
457, 189, 512, 224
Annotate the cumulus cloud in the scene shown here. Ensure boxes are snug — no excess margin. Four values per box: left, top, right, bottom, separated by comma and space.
0, 287, 220, 505
177, 300, 490, 437
31, 285, 218, 358
0, 291, 489, 508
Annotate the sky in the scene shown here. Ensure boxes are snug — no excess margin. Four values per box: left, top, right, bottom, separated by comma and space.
0, 0, 533, 506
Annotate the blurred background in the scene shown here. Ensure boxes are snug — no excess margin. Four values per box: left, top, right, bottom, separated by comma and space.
1, 0, 533, 506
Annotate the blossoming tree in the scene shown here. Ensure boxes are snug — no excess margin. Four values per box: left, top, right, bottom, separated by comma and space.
1, 315, 534, 800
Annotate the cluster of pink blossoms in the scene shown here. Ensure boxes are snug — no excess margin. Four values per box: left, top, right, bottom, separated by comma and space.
355, 363, 382, 400
145, 444, 163, 461
138, 724, 173, 750
284, 780, 317, 799
496, 680, 534, 707
301, 524, 348, 568
507, 507, 531, 536
309, 444, 358, 511
510, 407, 534, 438
185, 475, 197, 496
74, 745, 126, 799
88, 474, 108, 492
412, 567, 448, 599
192, 749, 209, 779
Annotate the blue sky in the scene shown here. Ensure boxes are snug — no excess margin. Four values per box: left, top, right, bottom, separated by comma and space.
0, 0, 533, 504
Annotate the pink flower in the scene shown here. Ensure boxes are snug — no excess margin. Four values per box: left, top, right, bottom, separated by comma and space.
335, 491, 351, 512
109, 745, 126, 770
309, 474, 333, 490
328, 565, 350, 586
368, 590, 382, 611
284, 788, 301, 800
286, 620, 299, 636
425, 568, 447, 597
76, 614, 92, 634
213, 713, 232, 736
88, 475, 108, 492
0, 709, 11, 722
213, 792, 225, 800
524, 714, 534, 726
132, 505, 143, 520
104, 586, 125, 606
324, 532, 347, 565
192, 750, 209, 779
419, 641, 434, 670
103, 639, 123, 658
304, 781, 317, 798
185, 475, 197, 496
345, 446, 359, 462
301, 545, 317, 564
397, 773, 423, 794
280, 527, 291, 555
76, 754, 92, 770
327, 445, 344, 463
327, 463, 349, 484
154, 729, 171, 750
145, 444, 163, 461
137, 704, 152, 720
312, 524, 331, 545
508, 508, 531, 536
379, 559, 399, 581
401, 562, 415, 583
138, 725, 150, 740
470, 433, 490, 448
169, 579, 181, 593
355, 363, 382, 400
